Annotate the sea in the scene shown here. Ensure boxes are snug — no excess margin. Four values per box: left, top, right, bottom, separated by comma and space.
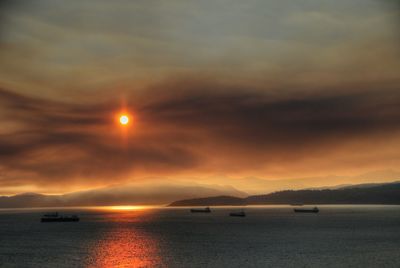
0, 205, 399, 268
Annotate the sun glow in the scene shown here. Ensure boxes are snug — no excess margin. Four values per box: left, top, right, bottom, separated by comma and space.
106, 205, 147, 211
119, 115, 129, 125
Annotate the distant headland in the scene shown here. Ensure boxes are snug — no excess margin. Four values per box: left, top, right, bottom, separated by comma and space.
168, 181, 400, 206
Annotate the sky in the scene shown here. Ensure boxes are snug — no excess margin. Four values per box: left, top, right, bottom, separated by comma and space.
0, 0, 400, 196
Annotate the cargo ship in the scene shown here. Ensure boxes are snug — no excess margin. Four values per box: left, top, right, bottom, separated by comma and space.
190, 207, 211, 213
229, 211, 246, 217
41, 212, 80, 222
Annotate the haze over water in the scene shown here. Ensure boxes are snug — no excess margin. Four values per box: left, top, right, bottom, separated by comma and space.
1, 205, 399, 268
1, 1, 400, 267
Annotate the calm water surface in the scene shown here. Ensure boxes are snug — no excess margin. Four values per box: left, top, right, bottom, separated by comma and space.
0, 205, 399, 268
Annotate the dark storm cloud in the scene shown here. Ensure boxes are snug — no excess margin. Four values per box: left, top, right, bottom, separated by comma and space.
0, 0, 399, 195
1, 80, 400, 189
0, 87, 198, 186
140, 83, 400, 149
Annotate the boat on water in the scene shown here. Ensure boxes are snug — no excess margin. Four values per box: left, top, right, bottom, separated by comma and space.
294, 207, 319, 213
190, 207, 211, 213
229, 211, 246, 217
41, 212, 80, 222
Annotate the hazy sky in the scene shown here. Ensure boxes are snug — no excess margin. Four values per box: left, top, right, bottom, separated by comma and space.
0, 0, 399, 194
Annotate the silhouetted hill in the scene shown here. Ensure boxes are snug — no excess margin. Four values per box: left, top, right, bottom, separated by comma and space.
169, 182, 400, 206
168, 196, 245, 206
0, 183, 246, 208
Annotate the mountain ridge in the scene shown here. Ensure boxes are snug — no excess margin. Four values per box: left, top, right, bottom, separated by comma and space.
0, 183, 246, 208
168, 181, 400, 206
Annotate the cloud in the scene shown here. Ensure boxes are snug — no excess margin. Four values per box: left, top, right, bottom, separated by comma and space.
0, 87, 199, 190
0, 78, 400, 193
0, 0, 399, 99
0, 0, 399, 193
141, 81, 400, 146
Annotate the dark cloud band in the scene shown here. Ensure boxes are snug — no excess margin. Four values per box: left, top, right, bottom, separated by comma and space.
0, 81, 399, 190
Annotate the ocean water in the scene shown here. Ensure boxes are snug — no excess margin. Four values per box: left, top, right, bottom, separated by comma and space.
0, 205, 399, 268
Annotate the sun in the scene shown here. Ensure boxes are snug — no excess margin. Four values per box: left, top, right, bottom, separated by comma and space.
119, 115, 129, 125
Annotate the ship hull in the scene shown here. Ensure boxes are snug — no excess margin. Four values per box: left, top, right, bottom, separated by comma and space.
190, 210, 211, 213
229, 213, 246, 217
190, 207, 211, 213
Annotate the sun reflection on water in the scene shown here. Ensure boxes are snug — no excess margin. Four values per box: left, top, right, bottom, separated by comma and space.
87, 210, 163, 268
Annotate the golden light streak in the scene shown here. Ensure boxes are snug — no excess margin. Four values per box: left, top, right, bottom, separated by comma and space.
103, 205, 148, 211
